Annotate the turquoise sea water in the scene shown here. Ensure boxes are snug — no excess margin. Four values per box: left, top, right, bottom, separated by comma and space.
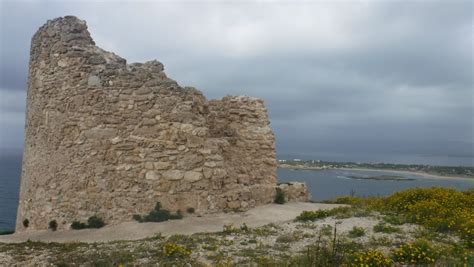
278, 168, 474, 201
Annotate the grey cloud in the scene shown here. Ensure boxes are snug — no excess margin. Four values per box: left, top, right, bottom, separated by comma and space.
0, 1, 472, 164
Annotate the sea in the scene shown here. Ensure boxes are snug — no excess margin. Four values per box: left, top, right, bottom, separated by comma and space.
278, 168, 474, 201
1, 152, 473, 231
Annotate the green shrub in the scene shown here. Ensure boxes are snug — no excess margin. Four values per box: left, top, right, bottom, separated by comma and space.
393, 239, 438, 264
71, 221, 87, 230
71, 221, 83, 229
274, 188, 285, 204
49, 220, 58, 231
169, 210, 183, 220
23, 219, 29, 228
87, 215, 105, 228
186, 207, 195, 214
373, 222, 401, 233
132, 214, 143, 222
295, 207, 353, 221
133, 202, 183, 223
163, 242, 191, 258
296, 210, 330, 221
326, 187, 474, 246
348, 226, 365, 238
71, 216, 105, 230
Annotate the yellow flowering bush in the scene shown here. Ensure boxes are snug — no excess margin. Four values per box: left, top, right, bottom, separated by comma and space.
383, 187, 474, 247
163, 242, 191, 258
393, 239, 438, 264
327, 188, 474, 248
349, 250, 393, 266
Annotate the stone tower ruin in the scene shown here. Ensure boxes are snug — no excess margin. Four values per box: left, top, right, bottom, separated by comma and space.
16, 16, 307, 231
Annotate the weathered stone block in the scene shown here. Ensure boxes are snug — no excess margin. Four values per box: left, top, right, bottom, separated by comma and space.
163, 170, 185, 181
184, 171, 203, 182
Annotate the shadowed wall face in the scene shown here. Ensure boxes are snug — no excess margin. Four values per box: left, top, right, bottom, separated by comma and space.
16, 16, 279, 231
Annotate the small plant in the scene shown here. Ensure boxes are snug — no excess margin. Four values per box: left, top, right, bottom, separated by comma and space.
133, 202, 183, 223
132, 214, 143, 222
276, 232, 300, 243
48, 220, 58, 231
252, 224, 279, 236
70, 216, 105, 230
348, 226, 365, 238
369, 236, 393, 246
295, 207, 354, 222
87, 215, 105, 228
223, 223, 239, 234
373, 222, 401, 233
169, 210, 183, 220
71, 221, 87, 230
23, 219, 29, 228
295, 210, 329, 221
393, 239, 438, 264
163, 242, 191, 258
350, 250, 393, 266
382, 214, 405, 225
274, 188, 285, 204
320, 224, 333, 236
186, 207, 195, 214
240, 223, 250, 232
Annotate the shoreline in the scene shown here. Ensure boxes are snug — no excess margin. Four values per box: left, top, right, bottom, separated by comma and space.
279, 165, 474, 181
338, 167, 474, 181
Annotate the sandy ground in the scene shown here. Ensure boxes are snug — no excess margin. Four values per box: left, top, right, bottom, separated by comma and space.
280, 165, 473, 181
0, 202, 343, 244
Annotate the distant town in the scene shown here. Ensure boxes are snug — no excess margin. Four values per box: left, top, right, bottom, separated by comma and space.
278, 159, 474, 178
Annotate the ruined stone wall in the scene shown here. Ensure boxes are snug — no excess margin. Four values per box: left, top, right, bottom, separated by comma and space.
16, 16, 280, 231
277, 182, 311, 203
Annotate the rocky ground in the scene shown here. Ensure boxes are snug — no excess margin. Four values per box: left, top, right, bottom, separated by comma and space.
0, 201, 458, 266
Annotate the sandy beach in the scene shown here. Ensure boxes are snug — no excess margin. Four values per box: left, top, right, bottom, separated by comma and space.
279, 165, 474, 181
337, 168, 474, 181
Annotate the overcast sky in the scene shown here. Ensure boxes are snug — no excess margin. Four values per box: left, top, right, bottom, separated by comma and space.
0, 0, 472, 165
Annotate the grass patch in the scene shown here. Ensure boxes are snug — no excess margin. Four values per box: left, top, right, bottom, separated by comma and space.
348, 226, 365, 238
373, 222, 401, 233
295, 206, 353, 221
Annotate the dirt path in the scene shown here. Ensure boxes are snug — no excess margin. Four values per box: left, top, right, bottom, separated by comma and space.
0, 202, 342, 244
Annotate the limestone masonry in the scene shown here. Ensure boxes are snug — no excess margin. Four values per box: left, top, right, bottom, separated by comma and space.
16, 16, 309, 231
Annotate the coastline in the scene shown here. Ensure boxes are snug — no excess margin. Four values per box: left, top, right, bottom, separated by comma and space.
279, 165, 474, 181
338, 167, 474, 181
